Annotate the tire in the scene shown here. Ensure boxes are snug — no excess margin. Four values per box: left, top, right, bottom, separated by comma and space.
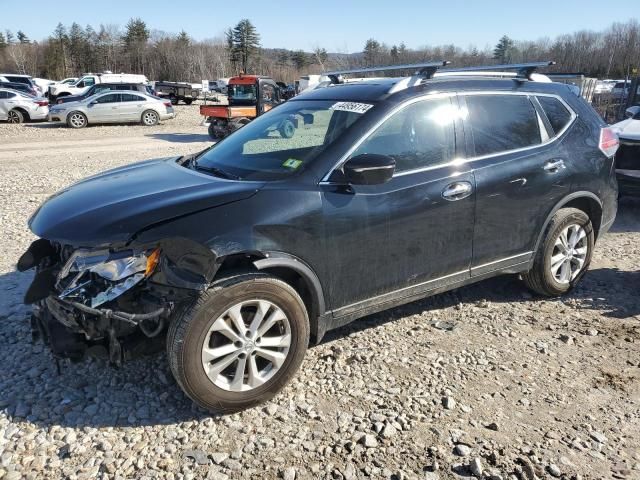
279, 119, 295, 139
67, 111, 87, 129
184, 99, 193, 105
141, 110, 159, 126
167, 273, 309, 413
523, 207, 594, 296
7, 109, 25, 124
170, 95, 178, 105
208, 122, 226, 140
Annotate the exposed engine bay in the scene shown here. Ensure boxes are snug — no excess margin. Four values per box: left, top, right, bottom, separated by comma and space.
19, 237, 218, 365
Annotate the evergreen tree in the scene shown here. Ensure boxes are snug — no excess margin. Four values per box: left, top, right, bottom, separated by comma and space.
17, 31, 30, 44
5, 30, 15, 44
227, 19, 260, 73
493, 35, 514, 63
0, 32, 7, 50
177, 30, 190, 47
123, 18, 149, 72
363, 38, 381, 66
291, 50, 309, 70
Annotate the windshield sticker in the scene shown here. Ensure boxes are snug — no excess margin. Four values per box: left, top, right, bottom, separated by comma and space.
329, 102, 374, 114
282, 159, 303, 170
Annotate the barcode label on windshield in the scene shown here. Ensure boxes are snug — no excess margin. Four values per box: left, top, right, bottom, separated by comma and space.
330, 102, 373, 114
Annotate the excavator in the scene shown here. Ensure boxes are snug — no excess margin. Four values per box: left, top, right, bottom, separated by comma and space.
200, 75, 291, 140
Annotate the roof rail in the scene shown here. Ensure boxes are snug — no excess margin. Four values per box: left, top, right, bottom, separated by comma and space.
438, 61, 555, 80
323, 61, 450, 84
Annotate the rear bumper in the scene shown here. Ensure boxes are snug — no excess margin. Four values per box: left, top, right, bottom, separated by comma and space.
160, 112, 176, 120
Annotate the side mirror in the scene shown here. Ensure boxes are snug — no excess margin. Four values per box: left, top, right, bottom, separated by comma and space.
625, 106, 640, 120
343, 154, 395, 185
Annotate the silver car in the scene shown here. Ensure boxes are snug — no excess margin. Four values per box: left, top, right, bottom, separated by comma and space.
0, 88, 49, 123
48, 91, 176, 128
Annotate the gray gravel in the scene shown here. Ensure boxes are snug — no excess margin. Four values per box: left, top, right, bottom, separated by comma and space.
1, 108, 639, 479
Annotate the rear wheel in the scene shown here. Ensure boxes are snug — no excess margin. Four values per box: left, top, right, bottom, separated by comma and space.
184, 98, 193, 105
141, 110, 159, 126
279, 119, 295, 138
7, 109, 24, 124
523, 208, 594, 296
67, 111, 87, 129
167, 273, 309, 413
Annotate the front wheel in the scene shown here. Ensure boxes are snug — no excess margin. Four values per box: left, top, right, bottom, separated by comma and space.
167, 274, 309, 413
67, 111, 87, 128
523, 208, 594, 296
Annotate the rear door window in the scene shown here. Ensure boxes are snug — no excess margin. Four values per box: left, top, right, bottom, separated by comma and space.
121, 93, 145, 102
536, 96, 572, 135
465, 94, 541, 156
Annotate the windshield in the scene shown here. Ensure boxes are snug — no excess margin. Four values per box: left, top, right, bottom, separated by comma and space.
229, 84, 257, 101
194, 100, 372, 181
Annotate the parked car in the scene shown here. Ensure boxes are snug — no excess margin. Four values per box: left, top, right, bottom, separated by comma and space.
48, 73, 149, 101
0, 74, 41, 95
0, 80, 38, 96
612, 106, 640, 196
48, 91, 175, 128
56, 83, 155, 105
611, 81, 630, 98
20, 63, 618, 413
0, 88, 49, 123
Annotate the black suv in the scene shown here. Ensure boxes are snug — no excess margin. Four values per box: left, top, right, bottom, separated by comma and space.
19, 62, 618, 412
56, 83, 154, 104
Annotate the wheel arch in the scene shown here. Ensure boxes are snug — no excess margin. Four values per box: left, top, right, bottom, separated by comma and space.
10, 107, 29, 120
214, 251, 326, 343
533, 191, 603, 255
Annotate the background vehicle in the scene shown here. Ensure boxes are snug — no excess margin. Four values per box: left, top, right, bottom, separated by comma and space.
612, 105, 640, 196
58, 77, 78, 85
0, 88, 49, 123
48, 73, 149, 101
612, 80, 630, 98
200, 75, 285, 139
0, 80, 38, 96
0, 74, 41, 95
154, 81, 199, 105
33, 78, 55, 95
55, 83, 155, 105
21, 61, 618, 413
208, 79, 229, 93
48, 91, 174, 128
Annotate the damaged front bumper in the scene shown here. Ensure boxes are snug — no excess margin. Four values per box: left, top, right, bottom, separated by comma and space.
18, 238, 216, 365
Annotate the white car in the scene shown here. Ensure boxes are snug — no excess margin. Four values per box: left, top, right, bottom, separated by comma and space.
49, 73, 149, 100
0, 88, 49, 123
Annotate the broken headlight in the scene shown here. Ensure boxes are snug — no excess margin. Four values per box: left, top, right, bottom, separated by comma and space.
58, 248, 160, 308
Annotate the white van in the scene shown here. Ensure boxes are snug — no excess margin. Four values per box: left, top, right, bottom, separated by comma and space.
49, 73, 149, 100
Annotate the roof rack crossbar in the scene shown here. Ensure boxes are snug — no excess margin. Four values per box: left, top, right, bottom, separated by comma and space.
324, 61, 450, 84
438, 61, 555, 80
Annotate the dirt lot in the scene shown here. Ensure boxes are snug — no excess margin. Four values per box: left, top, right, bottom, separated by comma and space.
0, 105, 639, 480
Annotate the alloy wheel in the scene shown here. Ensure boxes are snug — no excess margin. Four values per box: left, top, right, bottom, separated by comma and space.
550, 224, 588, 284
201, 299, 291, 392
69, 113, 86, 128
7, 111, 21, 123
143, 111, 158, 126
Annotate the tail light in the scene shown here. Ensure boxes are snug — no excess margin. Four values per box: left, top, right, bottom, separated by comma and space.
163, 101, 172, 107
34, 100, 48, 107
599, 127, 619, 157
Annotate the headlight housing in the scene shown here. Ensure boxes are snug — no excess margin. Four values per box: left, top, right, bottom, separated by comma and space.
58, 248, 160, 307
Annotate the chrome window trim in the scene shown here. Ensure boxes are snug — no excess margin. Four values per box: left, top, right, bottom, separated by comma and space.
319, 90, 577, 184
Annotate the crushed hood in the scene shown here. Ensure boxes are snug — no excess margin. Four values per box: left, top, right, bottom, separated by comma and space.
29, 157, 263, 246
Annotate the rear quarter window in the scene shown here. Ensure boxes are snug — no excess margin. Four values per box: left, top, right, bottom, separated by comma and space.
465, 94, 541, 156
537, 96, 573, 135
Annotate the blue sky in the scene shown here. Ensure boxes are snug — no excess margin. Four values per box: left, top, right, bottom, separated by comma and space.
2, 0, 638, 52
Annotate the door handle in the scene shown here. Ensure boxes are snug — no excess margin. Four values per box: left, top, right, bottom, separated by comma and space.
442, 181, 473, 201
543, 159, 565, 172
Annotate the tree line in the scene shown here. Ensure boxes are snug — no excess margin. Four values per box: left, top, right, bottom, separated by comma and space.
0, 18, 639, 82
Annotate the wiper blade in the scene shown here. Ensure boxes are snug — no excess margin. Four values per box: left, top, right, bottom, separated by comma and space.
193, 162, 241, 180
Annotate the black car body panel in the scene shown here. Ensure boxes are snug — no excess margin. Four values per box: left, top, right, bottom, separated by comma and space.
21, 75, 618, 364
29, 157, 262, 246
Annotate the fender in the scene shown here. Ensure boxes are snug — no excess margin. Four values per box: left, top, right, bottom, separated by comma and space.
531, 190, 603, 258
253, 252, 328, 342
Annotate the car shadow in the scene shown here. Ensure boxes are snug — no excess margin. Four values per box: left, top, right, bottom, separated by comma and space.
1, 262, 638, 429
146, 133, 213, 144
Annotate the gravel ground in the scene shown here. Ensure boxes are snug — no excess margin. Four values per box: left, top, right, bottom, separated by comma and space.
0, 106, 639, 480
